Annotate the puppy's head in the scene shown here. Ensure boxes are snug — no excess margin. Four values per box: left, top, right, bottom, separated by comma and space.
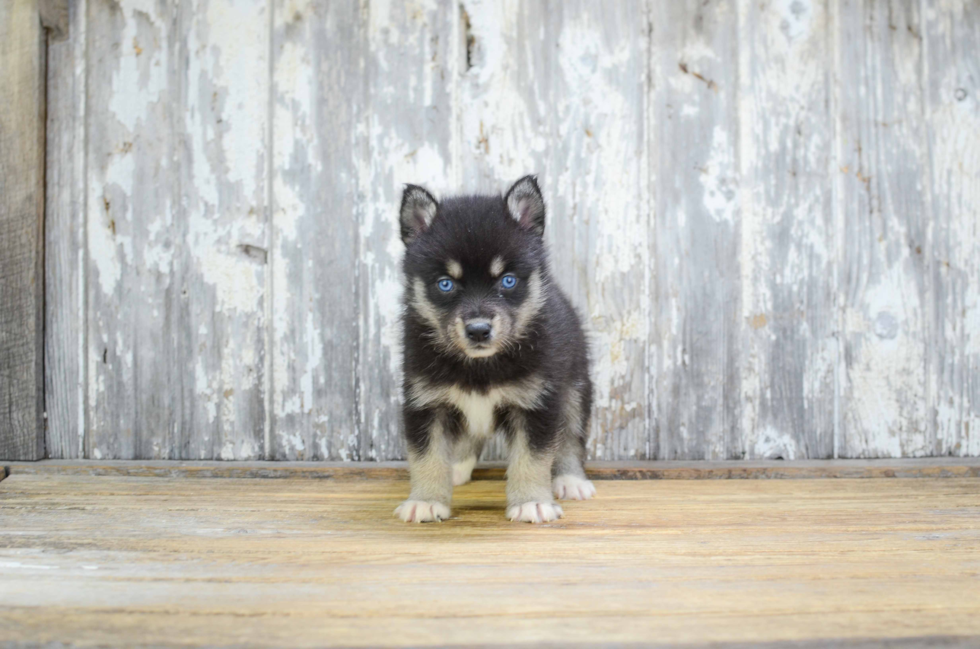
400, 176, 548, 360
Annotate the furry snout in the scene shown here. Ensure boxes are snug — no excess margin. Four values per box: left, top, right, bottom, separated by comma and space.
449, 311, 511, 358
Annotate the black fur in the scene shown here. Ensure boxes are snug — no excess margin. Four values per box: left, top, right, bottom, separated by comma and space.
399, 177, 592, 463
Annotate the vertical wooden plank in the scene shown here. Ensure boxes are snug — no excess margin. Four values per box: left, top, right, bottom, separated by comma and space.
0, 0, 46, 461
270, 0, 363, 459
837, 0, 932, 457
359, 0, 458, 460
651, 0, 740, 460
460, 0, 650, 460
170, 0, 269, 459
85, 0, 177, 459
45, 0, 86, 458
736, 0, 836, 459
923, 1, 980, 456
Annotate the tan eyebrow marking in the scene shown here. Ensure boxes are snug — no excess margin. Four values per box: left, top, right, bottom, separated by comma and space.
446, 259, 463, 279
490, 256, 505, 277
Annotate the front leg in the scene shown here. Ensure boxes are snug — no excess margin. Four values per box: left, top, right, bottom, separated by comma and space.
505, 411, 563, 524
395, 408, 453, 523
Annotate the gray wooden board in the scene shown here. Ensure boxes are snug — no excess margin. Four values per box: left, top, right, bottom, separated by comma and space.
172, 0, 269, 460
837, 0, 932, 457
42, 0, 980, 461
652, 0, 741, 460
737, 0, 836, 459
924, 0, 980, 457
270, 0, 363, 460
1, 0, 46, 461
44, 0, 86, 459
84, 0, 174, 459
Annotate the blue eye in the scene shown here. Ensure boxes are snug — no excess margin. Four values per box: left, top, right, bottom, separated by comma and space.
437, 278, 454, 292
501, 274, 518, 289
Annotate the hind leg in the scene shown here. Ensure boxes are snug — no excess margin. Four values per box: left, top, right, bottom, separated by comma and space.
451, 435, 485, 486
552, 385, 596, 501
552, 441, 596, 501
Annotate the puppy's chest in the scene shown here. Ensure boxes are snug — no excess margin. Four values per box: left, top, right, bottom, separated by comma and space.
447, 389, 503, 437
409, 377, 547, 437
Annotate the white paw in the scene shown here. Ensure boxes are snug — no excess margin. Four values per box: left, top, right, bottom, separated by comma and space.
452, 456, 477, 486
394, 500, 451, 523
553, 475, 596, 501
507, 501, 564, 524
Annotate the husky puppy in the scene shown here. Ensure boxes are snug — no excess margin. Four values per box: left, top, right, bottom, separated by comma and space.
394, 176, 595, 524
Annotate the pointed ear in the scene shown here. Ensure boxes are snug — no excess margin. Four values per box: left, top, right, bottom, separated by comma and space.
399, 184, 439, 245
504, 175, 546, 237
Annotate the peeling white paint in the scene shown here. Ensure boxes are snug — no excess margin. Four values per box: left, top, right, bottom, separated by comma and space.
107, 4, 167, 134
199, 253, 263, 314
196, 357, 217, 425
702, 126, 738, 225
86, 197, 121, 297
750, 425, 800, 460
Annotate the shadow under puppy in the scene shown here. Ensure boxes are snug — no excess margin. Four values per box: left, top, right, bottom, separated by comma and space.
395, 176, 595, 524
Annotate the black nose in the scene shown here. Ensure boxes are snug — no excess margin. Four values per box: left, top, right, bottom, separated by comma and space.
465, 321, 492, 343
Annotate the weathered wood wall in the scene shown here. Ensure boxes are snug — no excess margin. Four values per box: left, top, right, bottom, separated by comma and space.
1, 0, 48, 461
43, 0, 980, 461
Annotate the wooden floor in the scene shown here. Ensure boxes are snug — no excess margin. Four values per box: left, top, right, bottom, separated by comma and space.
2, 469, 979, 647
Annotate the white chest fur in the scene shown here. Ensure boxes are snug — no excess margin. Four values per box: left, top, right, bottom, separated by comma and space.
406, 376, 548, 438
448, 389, 501, 437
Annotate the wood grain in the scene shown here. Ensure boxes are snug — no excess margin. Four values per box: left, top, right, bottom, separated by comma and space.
44, 0, 86, 459
172, 0, 269, 460
836, 0, 932, 457
2, 473, 979, 647
924, 1, 980, 457
737, 0, 836, 459
652, 0, 740, 460
0, 0, 46, 461
269, 0, 364, 460
84, 0, 176, 459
